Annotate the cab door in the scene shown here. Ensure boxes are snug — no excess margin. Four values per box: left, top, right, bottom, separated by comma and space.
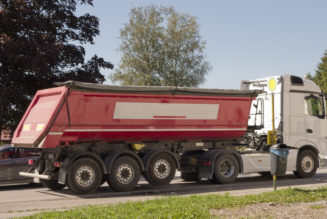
304, 94, 327, 155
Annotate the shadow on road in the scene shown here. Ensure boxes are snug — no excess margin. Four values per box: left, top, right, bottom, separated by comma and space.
0, 183, 42, 191
39, 171, 327, 199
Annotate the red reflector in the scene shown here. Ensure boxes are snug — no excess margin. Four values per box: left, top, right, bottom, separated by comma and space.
201, 161, 211, 166
28, 159, 35, 165
54, 161, 61, 168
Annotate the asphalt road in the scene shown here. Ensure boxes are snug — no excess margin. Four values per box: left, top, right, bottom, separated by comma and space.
1, 168, 327, 218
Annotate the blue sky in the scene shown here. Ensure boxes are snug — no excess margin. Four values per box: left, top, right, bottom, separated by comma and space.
79, 0, 327, 89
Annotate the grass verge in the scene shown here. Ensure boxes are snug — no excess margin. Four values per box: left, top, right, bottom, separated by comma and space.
20, 187, 327, 218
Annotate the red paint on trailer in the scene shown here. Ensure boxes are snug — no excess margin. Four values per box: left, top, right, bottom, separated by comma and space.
61, 129, 246, 142
12, 85, 255, 148
12, 86, 68, 146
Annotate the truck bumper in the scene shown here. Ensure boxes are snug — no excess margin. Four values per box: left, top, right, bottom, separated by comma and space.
19, 172, 51, 180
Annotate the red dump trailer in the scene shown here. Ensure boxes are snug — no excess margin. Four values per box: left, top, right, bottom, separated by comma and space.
13, 81, 260, 194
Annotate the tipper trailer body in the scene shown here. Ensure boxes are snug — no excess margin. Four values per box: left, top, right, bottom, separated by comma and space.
13, 75, 327, 194
12, 84, 257, 148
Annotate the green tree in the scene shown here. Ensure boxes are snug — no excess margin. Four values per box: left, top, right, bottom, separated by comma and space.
0, 0, 113, 133
110, 5, 211, 87
309, 50, 327, 93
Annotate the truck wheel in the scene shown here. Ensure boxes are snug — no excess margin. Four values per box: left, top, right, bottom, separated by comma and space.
68, 158, 102, 194
40, 179, 66, 190
213, 154, 239, 184
294, 150, 318, 178
108, 156, 140, 192
181, 172, 199, 181
144, 153, 176, 186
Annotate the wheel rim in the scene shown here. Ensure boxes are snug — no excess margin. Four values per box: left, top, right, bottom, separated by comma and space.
153, 159, 171, 179
75, 165, 95, 187
117, 164, 134, 184
219, 159, 235, 177
301, 155, 314, 173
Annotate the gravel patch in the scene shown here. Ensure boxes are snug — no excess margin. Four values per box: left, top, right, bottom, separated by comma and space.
210, 201, 327, 218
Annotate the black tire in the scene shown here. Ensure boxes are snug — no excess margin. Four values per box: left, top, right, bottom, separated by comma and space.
108, 156, 140, 192
258, 172, 272, 178
181, 172, 199, 181
144, 153, 176, 186
40, 179, 66, 190
209, 175, 219, 183
67, 158, 102, 194
212, 154, 239, 184
294, 150, 318, 178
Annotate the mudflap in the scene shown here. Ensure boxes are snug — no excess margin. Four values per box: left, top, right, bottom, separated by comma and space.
58, 158, 69, 184
198, 165, 213, 179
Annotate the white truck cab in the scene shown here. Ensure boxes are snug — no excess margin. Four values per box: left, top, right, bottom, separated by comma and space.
241, 75, 327, 177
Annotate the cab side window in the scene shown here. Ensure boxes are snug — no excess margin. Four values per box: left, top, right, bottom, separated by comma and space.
305, 95, 324, 118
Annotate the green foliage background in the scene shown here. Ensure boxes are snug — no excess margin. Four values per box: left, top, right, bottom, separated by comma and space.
307, 50, 327, 93
111, 5, 211, 87
0, 0, 113, 133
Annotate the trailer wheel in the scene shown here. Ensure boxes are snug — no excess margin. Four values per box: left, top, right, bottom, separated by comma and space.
40, 179, 66, 190
108, 156, 140, 192
294, 150, 318, 178
67, 158, 102, 194
144, 153, 176, 186
213, 154, 239, 184
181, 172, 199, 181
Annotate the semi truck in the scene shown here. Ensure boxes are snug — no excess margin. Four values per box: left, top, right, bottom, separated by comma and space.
12, 75, 327, 194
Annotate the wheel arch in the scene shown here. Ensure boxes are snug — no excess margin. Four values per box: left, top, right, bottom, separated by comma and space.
299, 145, 319, 155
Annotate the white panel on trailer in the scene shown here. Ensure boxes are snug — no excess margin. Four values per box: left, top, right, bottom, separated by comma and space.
113, 102, 220, 120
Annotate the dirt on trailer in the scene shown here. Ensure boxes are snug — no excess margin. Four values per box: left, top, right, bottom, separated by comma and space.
210, 201, 327, 218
